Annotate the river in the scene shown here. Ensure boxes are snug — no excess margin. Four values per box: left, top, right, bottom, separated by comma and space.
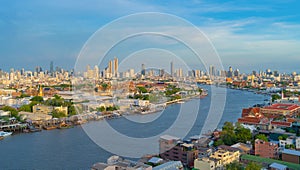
0, 86, 268, 170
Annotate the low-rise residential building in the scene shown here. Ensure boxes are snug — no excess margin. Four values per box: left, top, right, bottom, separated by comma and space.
152, 161, 183, 170
254, 139, 279, 159
91, 156, 152, 170
33, 104, 68, 116
32, 104, 53, 114
159, 135, 198, 168
282, 149, 300, 164
279, 136, 295, 148
296, 137, 300, 150
19, 111, 52, 121
0, 110, 10, 117
269, 163, 288, 170
209, 149, 240, 166
231, 142, 252, 154
194, 157, 221, 170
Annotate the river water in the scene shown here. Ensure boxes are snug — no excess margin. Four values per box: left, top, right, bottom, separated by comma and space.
0, 86, 267, 170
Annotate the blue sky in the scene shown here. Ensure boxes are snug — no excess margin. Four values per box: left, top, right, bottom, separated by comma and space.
1, 0, 300, 73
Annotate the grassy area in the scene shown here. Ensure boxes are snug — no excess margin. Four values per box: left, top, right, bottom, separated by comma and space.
241, 154, 300, 170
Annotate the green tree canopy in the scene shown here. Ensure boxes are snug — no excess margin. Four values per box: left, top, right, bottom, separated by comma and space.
255, 134, 268, 142
52, 109, 66, 118
245, 162, 262, 170
226, 161, 243, 170
30, 96, 44, 102
137, 86, 148, 93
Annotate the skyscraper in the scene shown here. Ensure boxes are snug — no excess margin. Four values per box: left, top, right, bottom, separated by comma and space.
228, 66, 233, 77
209, 65, 215, 77
114, 57, 118, 77
141, 64, 146, 75
50, 61, 54, 74
108, 60, 113, 77
170, 61, 174, 77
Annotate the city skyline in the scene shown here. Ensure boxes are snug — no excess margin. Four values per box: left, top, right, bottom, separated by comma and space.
0, 1, 300, 73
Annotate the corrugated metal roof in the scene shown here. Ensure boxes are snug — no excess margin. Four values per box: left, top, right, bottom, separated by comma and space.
282, 149, 300, 156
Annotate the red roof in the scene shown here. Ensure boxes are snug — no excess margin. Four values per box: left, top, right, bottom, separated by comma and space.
263, 103, 300, 111
271, 121, 292, 127
238, 117, 260, 125
242, 107, 261, 117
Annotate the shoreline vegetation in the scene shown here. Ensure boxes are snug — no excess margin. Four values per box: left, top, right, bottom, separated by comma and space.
0, 82, 210, 136
1, 80, 280, 138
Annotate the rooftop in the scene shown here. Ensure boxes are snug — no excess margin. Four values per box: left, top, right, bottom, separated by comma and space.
241, 154, 300, 170
153, 161, 183, 170
160, 135, 180, 141
148, 157, 163, 164
282, 149, 300, 157
269, 163, 288, 170
263, 103, 300, 111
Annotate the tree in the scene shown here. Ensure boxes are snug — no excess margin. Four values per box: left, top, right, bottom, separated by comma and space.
19, 105, 31, 112
137, 86, 148, 93
52, 109, 66, 118
101, 83, 108, 91
222, 132, 237, 146
0, 106, 20, 120
223, 122, 235, 133
271, 94, 281, 102
68, 105, 77, 116
278, 134, 288, 140
226, 161, 243, 170
30, 96, 44, 102
245, 162, 262, 170
255, 134, 268, 142
213, 139, 224, 147
235, 124, 252, 143
97, 106, 106, 112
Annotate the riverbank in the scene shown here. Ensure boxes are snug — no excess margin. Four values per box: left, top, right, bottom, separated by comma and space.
0, 86, 267, 169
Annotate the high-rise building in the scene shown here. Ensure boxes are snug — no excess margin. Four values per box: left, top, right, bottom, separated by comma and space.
170, 61, 174, 77
86, 65, 91, 72
35, 66, 42, 73
50, 61, 54, 74
109, 60, 113, 76
141, 64, 146, 76
21, 68, 25, 76
114, 57, 118, 77
234, 69, 240, 77
177, 68, 183, 78
159, 69, 165, 77
209, 65, 215, 77
94, 65, 99, 79
227, 66, 233, 77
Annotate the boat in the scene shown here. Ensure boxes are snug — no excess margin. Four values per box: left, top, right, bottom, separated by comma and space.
0, 131, 13, 137
58, 123, 74, 129
29, 126, 42, 132
200, 91, 208, 98
43, 126, 57, 130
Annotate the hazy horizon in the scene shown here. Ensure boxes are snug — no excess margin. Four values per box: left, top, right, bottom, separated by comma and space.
1, 0, 300, 73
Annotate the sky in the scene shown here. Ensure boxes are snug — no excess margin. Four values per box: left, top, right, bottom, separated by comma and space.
1, 0, 300, 73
